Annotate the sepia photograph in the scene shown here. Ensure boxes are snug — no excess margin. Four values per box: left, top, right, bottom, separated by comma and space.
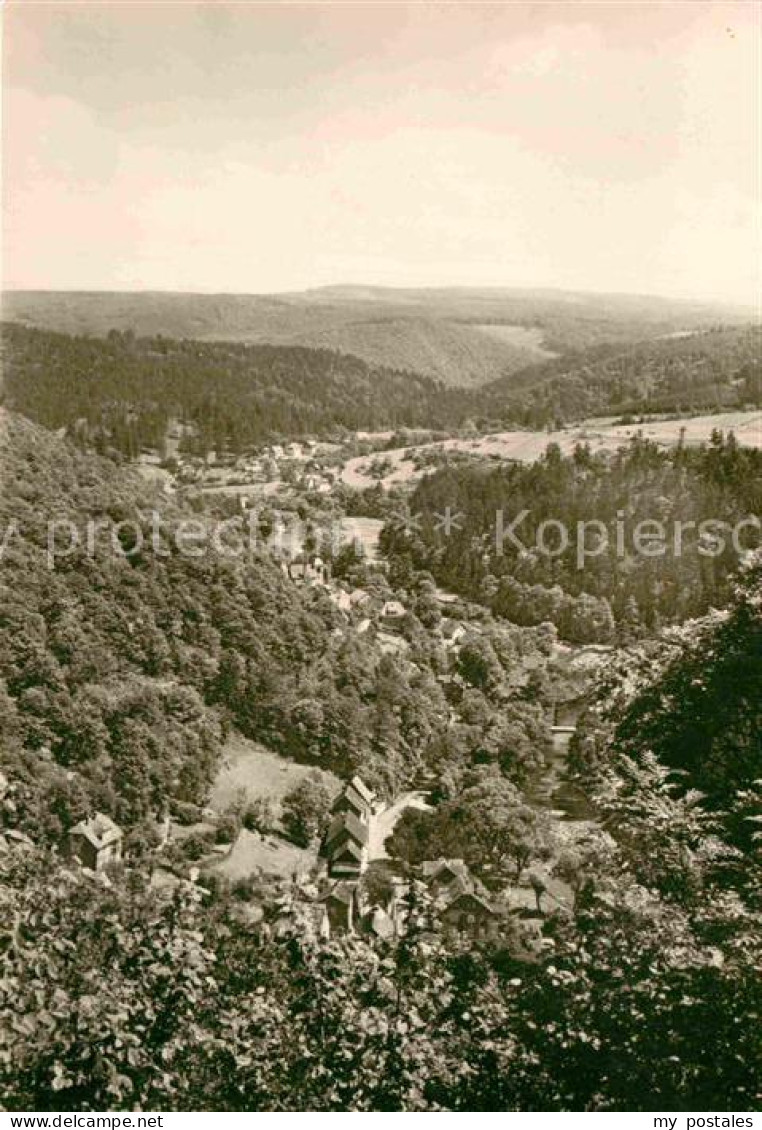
0, 0, 760, 1117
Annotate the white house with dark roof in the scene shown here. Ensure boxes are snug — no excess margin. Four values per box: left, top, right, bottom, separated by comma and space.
68, 813, 123, 871
381, 600, 406, 625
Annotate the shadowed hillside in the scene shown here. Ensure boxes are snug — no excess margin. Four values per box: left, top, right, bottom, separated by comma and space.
2, 286, 748, 388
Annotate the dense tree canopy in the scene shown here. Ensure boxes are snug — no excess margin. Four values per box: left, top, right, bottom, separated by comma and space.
0, 413, 556, 840
382, 434, 762, 642
3, 322, 759, 452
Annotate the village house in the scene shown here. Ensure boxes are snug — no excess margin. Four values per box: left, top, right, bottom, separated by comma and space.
320, 881, 359, 934
422, 857, 501, 941
331, 781, 372, 823
323, 776, 376, 878
68, 813, 123, 872
348, 775, 376, 810
350, 589, 386, 618
286, 556, 330, 586
422, 858, 472, 893
318, 888, 396, 942
329, 589, 352, 613
359, 904, 396, 941
380, 599, 406, 629
327, 834, 365, 879
0, 828, 34, 854
324, 810, 369, 878
439, 885, 500, 940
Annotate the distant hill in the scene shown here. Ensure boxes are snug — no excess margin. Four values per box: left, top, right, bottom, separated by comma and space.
3, 320, 760, 455
1, 286, 748, 388
0, 323, 468, 452
478, 323, 762, 425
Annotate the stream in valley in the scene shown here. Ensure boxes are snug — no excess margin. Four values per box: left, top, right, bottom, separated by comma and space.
524, 727, 597, 823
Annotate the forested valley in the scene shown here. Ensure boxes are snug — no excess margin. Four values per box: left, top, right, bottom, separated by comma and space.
479, 324, 762, 428
2, 322, 760, 456
0, 324, 466, 453
1, 340, 761, 1111
381, 433, 762, 643
3, 537, 761, 1110
0, 412, 555, 846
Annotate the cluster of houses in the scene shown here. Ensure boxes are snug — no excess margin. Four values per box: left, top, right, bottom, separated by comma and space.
281, 555, 332, 586
278, 553, 468, 652
316, 776, 502, 943
49, 776, 505, 949
280, 554, 408, 631
18, 792, 522, 955
141, 429, 345, 497
318, 853, 503, 943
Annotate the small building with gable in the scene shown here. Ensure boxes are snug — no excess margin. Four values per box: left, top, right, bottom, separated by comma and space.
68, 813, 123, 872
422, 857, 502, 941
321, 880, 359, 934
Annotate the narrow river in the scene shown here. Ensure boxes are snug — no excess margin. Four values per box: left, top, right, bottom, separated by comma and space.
525, 727, 596, 823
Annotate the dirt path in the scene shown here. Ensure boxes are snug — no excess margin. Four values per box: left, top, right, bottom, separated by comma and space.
368, 791, 430, 860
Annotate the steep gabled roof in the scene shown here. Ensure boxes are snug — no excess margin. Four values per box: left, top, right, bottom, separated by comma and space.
441, 887, 497, 917
331, 784, 369, 814
349, 776, 375, 805
69, 813, 122, 851
324, 811, 369, 849
330, 840, 364, 863
322, 881, 356, 906
422, 858, 471, 886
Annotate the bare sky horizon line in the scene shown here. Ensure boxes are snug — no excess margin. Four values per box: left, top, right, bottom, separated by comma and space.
3, 2, 760, 305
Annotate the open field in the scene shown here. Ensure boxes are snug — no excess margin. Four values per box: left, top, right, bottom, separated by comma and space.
209, 732, 340, 813
204, 735, 340, 880
209, 828, 315, 881
340, 410, 762, 489
196, 480, 282, 499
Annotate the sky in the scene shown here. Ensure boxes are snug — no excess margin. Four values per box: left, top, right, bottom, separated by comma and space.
2, 1, 760, 304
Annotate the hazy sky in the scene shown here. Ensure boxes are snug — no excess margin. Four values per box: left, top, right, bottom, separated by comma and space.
2, 1, 759, 302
